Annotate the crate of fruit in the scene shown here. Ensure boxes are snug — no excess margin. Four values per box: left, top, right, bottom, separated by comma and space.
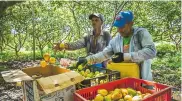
74, 78, 172, 101
68, 65, 120, 89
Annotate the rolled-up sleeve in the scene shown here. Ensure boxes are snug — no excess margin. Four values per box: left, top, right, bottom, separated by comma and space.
131, 29, 157, 63
66, 36, 87, 50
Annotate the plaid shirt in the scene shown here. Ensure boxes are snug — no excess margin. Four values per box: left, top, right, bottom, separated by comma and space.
66, 29, 111, 55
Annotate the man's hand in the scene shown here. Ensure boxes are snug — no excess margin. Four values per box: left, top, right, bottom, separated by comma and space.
112, 52, 124, 63
76, 57, 87, 68
53, 43, 65, 51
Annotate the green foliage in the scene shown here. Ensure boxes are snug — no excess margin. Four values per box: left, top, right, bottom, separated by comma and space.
0, 51, 42, 62
156, 43, 176, 53
0, 48, 86, 62
152, 52, 180, 70
0, 1, 181, 61
152, 43, 180, 87
148, 1, 181, 49
156, 43, 176, 58
152, 41, 180, 70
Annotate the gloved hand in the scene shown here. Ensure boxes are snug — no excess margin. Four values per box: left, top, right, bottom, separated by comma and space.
53, 43, 66, 51
76, 57, 87, 68
112, 52, 124, 63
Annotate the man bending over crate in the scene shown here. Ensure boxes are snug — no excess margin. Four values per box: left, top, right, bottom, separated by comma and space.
76, 11, 157, 83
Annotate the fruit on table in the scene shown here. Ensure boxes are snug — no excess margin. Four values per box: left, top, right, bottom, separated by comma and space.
78, 65, 83, 71
95, 71, 100, 75
85, 69, 91, 74
99, 72, 104, 75
104, 79, 108, 83
84, 72, 88, 77
124, 95, 132, 101
104, 94, 112, 101
109, 91, 114, 94
49, 57, 56, 64
136, 91, 142, 95
111, 91, 122, 100
59, 43, 65, 48
41, 53, 57, 67
40, 60, 47, 67
87, 73, 93, 78
80, 70, 85, 76
43, 53, 50, 62
92, 88, 152, 101
132, 95, 142, 101
118, 99, 124, 101
114, 88, 121, 93
142, 94, 145, 98
70, 62, 76, 67
121, 88, 128, 97
100, 80, 104, 84
98, 89, 108, 96
94, 94, 104, 101
143, 93, 151, 99
127, 88, 137, 97
74, 68, 104, 79
95, 74, 100, 77
69, 62, 106, 79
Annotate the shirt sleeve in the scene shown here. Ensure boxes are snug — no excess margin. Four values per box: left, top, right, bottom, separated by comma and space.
66, 35, 88, 50
86, 39, 114, 64
131, 29, 157, 63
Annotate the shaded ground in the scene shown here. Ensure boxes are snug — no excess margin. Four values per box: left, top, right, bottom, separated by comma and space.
0, 61, 181, 101
0, 85, 22, 101
0, 60, 39, 101
152, 68, 181, 101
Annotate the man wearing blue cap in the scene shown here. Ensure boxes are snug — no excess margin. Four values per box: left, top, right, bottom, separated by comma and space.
77, 11, 157, 81
53, 13, 111, 68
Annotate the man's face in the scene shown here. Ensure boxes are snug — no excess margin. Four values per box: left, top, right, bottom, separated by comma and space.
91, 16, 102, 29
117, 22, 133, 37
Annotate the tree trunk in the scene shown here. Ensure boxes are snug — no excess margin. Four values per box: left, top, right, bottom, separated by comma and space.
38, 45, 44, 58
40, 48, 43, 58
0, 47, 2, 53
15, 49, 19, 59
32, 3, 36, 61
175, 43, 181, 51
0, 39, 2, 53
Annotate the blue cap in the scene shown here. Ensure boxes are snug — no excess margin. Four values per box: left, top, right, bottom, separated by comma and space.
113, 11, 134, 28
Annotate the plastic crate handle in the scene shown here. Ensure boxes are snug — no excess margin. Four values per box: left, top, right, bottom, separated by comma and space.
142, 84, 154, 90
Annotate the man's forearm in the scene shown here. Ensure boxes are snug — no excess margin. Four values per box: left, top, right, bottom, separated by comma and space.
65, 40, 85, 50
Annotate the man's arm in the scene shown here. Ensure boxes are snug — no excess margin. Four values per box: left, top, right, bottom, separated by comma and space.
65, 35, 88, 50
130, 29, 157, 62
86, 39, 114, 64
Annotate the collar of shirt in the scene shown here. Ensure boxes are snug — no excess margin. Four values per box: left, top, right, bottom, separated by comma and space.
90, 28, 104, 36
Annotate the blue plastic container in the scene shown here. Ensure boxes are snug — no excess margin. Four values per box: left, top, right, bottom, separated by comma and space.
92, 63, 103, 68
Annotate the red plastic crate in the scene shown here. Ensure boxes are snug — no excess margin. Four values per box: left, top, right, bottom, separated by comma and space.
74, 78, 172, 101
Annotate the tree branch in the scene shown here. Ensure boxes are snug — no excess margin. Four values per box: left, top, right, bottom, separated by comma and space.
69, 3, 81, 37
60, 29, 72, 43
110, 1, 129, 37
